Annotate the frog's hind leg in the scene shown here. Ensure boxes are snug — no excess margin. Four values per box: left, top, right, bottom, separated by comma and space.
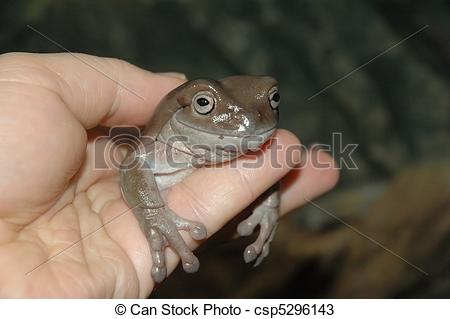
237, 184, 280, 266
121, 159, 204, 283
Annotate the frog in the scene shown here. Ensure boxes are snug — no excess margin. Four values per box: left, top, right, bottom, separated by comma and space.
120, 75, 281, 283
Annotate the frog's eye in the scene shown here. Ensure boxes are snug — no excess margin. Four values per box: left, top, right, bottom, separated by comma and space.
268, 87, 280, 109
193, 92, 215, 114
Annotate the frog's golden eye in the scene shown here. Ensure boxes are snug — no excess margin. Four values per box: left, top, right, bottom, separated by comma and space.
193, 92, 215, 114
268, 87, 280, 109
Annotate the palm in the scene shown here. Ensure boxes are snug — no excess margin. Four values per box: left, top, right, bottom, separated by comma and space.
0, 119, 154, 297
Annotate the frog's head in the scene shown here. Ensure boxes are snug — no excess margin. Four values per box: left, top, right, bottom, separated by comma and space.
170, 76, 279, 163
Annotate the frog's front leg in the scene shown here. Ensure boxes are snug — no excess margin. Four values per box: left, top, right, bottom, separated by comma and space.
120, 153, 207, 283
237, 184, 280, 266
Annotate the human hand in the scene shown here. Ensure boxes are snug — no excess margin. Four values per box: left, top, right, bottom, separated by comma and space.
0, 53, 338, 297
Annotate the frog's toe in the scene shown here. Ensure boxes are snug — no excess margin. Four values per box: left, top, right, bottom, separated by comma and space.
237, 211, 263, 237
166, 208, 207, 240
254, 235, 272, 267
148, 228, 167, 283
243, 245, 258, 263
151, 265, 167, 284
189, 223, 207, 240
156, 213, 202, 274
181, 254, 200, 273
241, 209, 278, 266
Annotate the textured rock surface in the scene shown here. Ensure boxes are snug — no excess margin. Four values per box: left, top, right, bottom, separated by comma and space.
1, 0, 449, 297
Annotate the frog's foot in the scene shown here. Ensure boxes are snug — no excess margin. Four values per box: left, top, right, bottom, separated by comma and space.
237, 204, 278, 267
165, 208, 208, 241
145, 207, 207, 283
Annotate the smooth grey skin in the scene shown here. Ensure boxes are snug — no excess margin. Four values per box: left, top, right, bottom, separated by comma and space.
120, 76, 281, 283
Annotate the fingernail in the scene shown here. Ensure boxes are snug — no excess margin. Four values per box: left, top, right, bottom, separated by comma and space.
157, 72, 187, 81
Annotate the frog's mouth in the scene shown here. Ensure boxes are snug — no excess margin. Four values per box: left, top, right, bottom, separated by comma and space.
218, 127, 276, 154
248, 127, 277, 150
170, 115, 276, 162
208, 127, 276, 161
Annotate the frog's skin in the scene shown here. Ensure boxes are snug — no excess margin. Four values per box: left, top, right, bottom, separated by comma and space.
120, 76, 281, 283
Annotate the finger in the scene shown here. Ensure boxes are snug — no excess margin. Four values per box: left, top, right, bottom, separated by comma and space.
279, 148, 340, 214
104, 129, 299, 290
0, 52, 185, 128
168, 129, 302, 236
0, 53, 184, 217
148, 129, 301, 278
102, 129, 337, 293
0, 80, 88, 217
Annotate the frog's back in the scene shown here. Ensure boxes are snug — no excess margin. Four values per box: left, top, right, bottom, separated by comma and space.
142, 88, 181, 139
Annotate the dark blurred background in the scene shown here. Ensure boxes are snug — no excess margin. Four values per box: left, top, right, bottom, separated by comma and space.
1, 0, 449, 298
